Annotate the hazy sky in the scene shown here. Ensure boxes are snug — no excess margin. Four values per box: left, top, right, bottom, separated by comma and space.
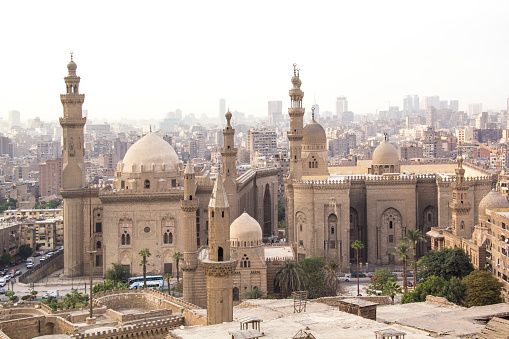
1, 1, 509, 123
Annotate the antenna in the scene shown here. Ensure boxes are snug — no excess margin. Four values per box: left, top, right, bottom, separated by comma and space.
311, 107, 315, 120
70, 51, 73, 61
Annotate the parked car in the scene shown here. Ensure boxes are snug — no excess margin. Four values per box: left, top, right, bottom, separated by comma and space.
407, 281, 413, 287
33, 252, 42, 257
26, 263, 33, 269
46, 252, 55, 257
351, 272, 366, 278
40, 256, 47, 262
0, 289, 5, 294
338, 274, 350, 282
367, 272, 375, 277
44, 290, 58, 298
4, 275, 11, 282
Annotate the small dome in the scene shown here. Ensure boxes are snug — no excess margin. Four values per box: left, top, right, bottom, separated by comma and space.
230, 212, 262, 245
478, 189, 509, 221
121, 133, 179, 173
302, 119, 326, 145
372, 140, 399, 165
67, 60, 77, 72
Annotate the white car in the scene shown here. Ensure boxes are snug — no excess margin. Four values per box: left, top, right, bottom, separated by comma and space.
26, 263, 33, 269
44, 290, 58, 298
338, 274, 351, 282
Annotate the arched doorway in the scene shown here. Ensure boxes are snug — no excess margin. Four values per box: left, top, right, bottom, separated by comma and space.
380, 208, 402, 265
263, 184, 272, 241
421, 205, 437, 256
233, 287, 240, 301
350, 207, 364, 263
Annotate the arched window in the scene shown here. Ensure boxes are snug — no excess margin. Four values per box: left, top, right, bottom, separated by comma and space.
218, 247, 224, 261
222, 211, 224, 218
460, 221, 465, 230
96, 241, 101, 249
121, 234, 126, 245
189, 195, 193, 200
168, 232, 173, 244
144, 180, 150, 189
233, 287, 239, 301
126, 234, 131, 245
164, 232, 168, 244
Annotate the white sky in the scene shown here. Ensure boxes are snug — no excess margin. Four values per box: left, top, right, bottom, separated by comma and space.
1, 0, 509, 122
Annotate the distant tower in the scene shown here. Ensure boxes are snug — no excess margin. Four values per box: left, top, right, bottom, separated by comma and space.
60, 53, 87, 276
181, 159, 200, 305
221, 110, 237, 194
450, 155, 472, 237
219, 98, 226, 123
335, 96, 348, 120
287, 64, 305, 179
8, 110, 20, 128
202, 173, 237, 325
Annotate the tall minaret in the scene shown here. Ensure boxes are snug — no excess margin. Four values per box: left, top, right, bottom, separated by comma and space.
221, 109, 237, 194
60, 52, 86, 189
180, 159, 200, 304
287, 63, 304, 179
60, 53, 86, 276
202, 173, 237, 325
450, 155, 472, 237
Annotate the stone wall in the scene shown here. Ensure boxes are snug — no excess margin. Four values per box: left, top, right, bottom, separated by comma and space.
0, 313, 77, 338
70, 318, 183, 339
18, 251, 64, 284
182, 309, 207, 327
315, 295, 392, 306
425, 295, 463, 308
105, 308, 172, 323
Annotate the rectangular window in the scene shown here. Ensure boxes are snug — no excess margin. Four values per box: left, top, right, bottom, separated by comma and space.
299, 240, 303, 246
96, 222, 102, 233
389, 235, 394, 243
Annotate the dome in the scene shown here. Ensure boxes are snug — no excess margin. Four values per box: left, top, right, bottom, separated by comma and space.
121, 133, 179, 173
302, 119, 326, 145
478, 189, 509, 221
372, 139, 399, 165
230, 212, 262, 245
67, 60, 77, 72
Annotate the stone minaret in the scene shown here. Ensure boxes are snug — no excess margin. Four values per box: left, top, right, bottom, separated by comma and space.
202, 173, 237, 325
181, 159, 200, 304
287, 64, 304, 180
221, 109, 237, 194
60, 53, 87, 276
450, 155, 472, 237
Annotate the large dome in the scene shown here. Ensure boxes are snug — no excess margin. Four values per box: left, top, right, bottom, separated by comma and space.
478, 189, 509, 222
372, 140, 399, 165
230, 212, 263, 246
121, 133, 179, 173
302, 119, 326, 145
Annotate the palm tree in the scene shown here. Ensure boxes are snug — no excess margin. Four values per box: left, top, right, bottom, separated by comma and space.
383, 281, 402, 304
406, 230, 426, 288
275, 260, 308, 297
393, 240, 410, 292
322, 261, 340, 296
172, 252, 183, 283
138, 248, 151, 289
351, 240, 364, 296
164, 273, 172, 295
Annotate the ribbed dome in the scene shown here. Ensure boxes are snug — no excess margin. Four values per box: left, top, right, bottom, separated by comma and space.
478, 189, 509, 221
230, 212, 262, 245
67, 60, 77, 72
121, 133, 179, 173
372, 140, 399, 165
302, 119, 326, 145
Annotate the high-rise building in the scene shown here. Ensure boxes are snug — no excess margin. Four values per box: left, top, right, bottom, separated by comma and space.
336, 96, 348, 120
0, 135, 13, 158
422, 96, 440, 110
246, 128, 277, 159
403, 95, 413, 114
8, 110, 20, 128
39, 158, 63, 198
426, 106, 436, 128
37, 141, 61, 162
469, 103, 482, 116
413, 95, 420, 113
342, 111, 354, 123
449, 100, 459, 112
219, 98, 226, 123
268, 100, 283, 125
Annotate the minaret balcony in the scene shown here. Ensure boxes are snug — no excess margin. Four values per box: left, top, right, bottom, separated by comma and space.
59, 117, 86, 127
221, 147, 238, 155
181, 199, 199, 212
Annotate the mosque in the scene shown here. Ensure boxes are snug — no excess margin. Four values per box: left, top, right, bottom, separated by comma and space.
284, 65, 494, 269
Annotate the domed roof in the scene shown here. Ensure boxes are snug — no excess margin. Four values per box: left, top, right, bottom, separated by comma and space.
121, 133, 179, 173
67, 59, 77, 72
302, 118, 326, 145
478, 189, 509, 221
372, 139, 399, 165
230, 212, 262, 244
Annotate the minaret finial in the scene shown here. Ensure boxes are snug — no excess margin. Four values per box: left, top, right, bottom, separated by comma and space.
293, 63, 297, 76
70, 51, 73, 61
384, 132, 388, 141
311, 106, 315, 120
297, 68, 300, 77
150, 125, 152, 133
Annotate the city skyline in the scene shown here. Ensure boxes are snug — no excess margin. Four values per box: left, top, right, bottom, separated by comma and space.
1, 1, 509, 122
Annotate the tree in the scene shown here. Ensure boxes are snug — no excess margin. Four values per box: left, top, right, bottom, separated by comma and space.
164, 273, 172, 296
299, 257, 326, 298
243, 287, 265, 299
351, 240, 364, 296
139, 248, 151, 289
105, 263, 131, 284
278, 200, 285, 222
17, 244, 33, 261
383, 281, 402, 304
0, 198, 17, 214
402, 275, 467, 305
394, 240, 410, 291
1, 253, 12, 266
322, 261, 340, 296
419, 247, 474, 281
366, 268, 398, 295
462, 270, 503, 307
172, 251, 183, 283
275, 260, 308, 297
406, 229, 426, 288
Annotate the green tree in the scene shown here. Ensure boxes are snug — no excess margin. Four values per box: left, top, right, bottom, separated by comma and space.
278, 200, 285, 222
383, 281, 402, 304
139, 248, 151, 289
172, 251, 183, 283
322, 261, 340, 296
402, 275, 467, 305
299, 257, 326, 298
0, 198, 17, 213
164, 273, 172, 295
243, 287, 265, 299
366, 269, 398, 295
462, 270, 503, 307
351, 240, 364, 296
1, 253, 12, 266
275, 260, 308, 297
419, 247, 474, 281
5, 291, 14, 298
63, 289, 85, 308
17, 244, 33, 261
406, 229, 426, 288
394, 240, 410, 291
105, 263, 131, 284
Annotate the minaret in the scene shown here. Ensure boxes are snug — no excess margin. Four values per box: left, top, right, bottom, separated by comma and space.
450, 155, 472, 237
201, 173, 237, 325
180, 159, 200, 304
60, 53, 86, 276
221, 109, 237, 194
287, 63, 305, 179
